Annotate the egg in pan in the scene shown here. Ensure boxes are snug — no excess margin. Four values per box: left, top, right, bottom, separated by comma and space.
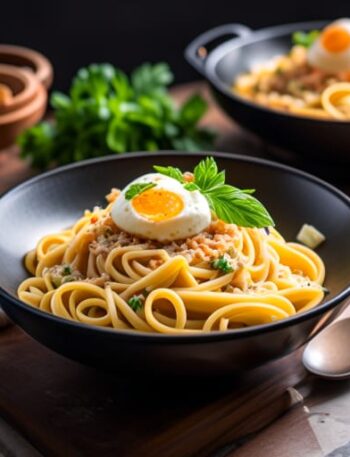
308, 18, 350, 73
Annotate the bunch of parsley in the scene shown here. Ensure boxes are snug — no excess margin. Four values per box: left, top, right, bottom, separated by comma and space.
18, 63, 215, 169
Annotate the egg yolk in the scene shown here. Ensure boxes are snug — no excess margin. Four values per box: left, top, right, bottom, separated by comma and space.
132, 188, 184, 222
321, 26, 350, 53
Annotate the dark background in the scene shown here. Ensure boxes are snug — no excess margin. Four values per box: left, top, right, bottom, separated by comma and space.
2, 1, 349, 91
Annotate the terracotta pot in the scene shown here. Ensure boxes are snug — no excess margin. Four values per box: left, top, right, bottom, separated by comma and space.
0, 64, 40, 115
0, 65, 47, 149
0, 44, 53, 89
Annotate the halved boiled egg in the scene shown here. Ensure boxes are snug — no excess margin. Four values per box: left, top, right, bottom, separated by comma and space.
308, 19, 350, 73
111, 173, 211, 241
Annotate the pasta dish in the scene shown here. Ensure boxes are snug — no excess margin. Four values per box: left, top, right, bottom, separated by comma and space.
234, 19, 350, 120
18, 158, 326, 334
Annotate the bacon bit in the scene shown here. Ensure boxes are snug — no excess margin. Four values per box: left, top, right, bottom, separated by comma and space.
101, 215, 118, 231
198, 243, 212, 256
183, 172, 194, 183
86, 210, 244, 268
106, 188, 121, 203
149, 259, 163, 270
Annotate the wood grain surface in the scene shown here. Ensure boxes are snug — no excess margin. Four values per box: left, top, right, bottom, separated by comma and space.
0, 325, 306, 457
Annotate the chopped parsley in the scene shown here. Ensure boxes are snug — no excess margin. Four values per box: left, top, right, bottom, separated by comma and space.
128, 295, 144, 312
51, 277, 62, 288
211, 256, 234, 274
62, 265, 72, 276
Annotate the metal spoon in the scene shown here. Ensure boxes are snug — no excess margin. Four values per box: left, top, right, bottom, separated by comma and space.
303, 317, 350, 380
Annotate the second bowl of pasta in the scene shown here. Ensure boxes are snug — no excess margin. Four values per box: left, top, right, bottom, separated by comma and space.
185, 21, 350, 162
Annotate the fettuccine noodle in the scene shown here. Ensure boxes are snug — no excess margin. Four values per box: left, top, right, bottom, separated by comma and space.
18, 191, 326, 334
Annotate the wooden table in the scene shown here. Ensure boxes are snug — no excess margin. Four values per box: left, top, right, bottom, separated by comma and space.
0, 81, 350, 457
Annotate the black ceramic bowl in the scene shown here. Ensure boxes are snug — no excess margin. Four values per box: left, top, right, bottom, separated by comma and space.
1, 152, 350, 376
185, 21, 350, 162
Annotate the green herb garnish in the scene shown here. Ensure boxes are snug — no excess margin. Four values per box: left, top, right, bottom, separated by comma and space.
125, 182, 156, 200
153, 157, 274, 228
292, 30, 320, 48
51, 276, 62, 288
275, 67, 283, 75
153, 165, 185, 183
211, 256, 234, 274
128, 295, 144, 312
61, 275, 75, 284
18, 63, 215, 169
62, 265, 72, 276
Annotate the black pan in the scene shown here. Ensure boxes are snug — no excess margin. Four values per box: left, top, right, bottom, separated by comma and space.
1, 152, 350, 375
185, 21, 350, 162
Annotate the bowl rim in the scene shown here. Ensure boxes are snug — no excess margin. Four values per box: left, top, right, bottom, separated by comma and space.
1, 150, 350, 342
202, 19, 350, 125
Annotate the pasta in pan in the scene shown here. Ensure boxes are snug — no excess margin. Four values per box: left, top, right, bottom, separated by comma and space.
18, 159, 326, 334
233, 19, 350, 120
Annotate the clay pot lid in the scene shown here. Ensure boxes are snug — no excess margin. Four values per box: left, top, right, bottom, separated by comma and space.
0, 64, 41, 116
0, 44, 53, 89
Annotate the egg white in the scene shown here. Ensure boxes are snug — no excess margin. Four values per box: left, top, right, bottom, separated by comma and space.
308, 19, 350, 73
111, 173, 211, 242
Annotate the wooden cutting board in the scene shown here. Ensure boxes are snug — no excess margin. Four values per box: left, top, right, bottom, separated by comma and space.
0, 325, 306, 457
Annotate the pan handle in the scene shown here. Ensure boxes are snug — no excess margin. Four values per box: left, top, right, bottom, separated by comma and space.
185, 23, 252, 74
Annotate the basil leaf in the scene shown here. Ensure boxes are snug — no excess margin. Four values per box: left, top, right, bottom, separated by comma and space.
153, 165, 184, 183
183, 182, 200, 191
204, 186, 275, 228
193, 156, 225, 191
152, 157, 275, 229
125, 182, 156, 200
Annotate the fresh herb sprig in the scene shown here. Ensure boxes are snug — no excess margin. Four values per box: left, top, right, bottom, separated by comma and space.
292, 30, 320, 48
153, 157, 274, 228
18, 63, 215, 169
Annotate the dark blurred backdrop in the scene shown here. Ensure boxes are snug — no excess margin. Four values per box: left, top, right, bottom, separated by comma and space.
2, 0, 349, 90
